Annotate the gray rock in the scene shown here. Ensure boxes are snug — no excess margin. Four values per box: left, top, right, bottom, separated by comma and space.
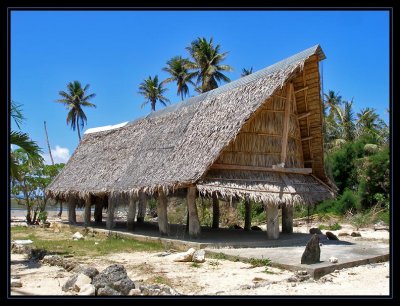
73, 274, 92, 292
309, 228, 322, 235
73, 265, 99, 279
42, 255, 64, 267
92, 264, 135, 295
192, 249, 205, 263
97, 286, 122, 296
140, 284, 177, 296
350, 231, 361, 237
78, 284, 96, 296
11, 243, 30, 254
326, 231, 339, 240
128, 288, 142, 296
301, 234, 320, 264
72, 232, 84, 240
62, 274, 78, 292
338, 232, 350, 236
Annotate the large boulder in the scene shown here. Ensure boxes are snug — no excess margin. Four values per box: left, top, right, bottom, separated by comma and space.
172, 248, 196, 262
62, 274, 79, 292
301, 234, 320, 264
309, 228, 322, 235
73, 274, 92, 292
72, 265, 99, 279
92, 264, 135, 295
97, 286, 122, 296
78, 284, 96, 296
192, 250, 205, 263
326, 231, 339, 240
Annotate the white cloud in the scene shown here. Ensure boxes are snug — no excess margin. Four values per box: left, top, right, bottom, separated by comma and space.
42, 145, 71, 165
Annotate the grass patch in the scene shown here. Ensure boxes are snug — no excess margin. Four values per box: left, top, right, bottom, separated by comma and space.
208, 260, 220, 267
147, 275, 173, 287
190, 262, 200, 268
318, 222, 342, 231
208, 252, 227, 260
11, 226, 164, 257
247, 257, 271, 268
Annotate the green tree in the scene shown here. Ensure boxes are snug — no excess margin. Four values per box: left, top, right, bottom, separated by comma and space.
56, 81, 96, 141
186, 37, 233, 93
138, 75, 170, 111
241, 67, 253, 77
162, 56, 196, 101
11, 149, 64, 224
356, 107, 388, 144
10, 101, 43, 179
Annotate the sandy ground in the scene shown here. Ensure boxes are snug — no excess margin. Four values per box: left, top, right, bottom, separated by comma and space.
10, 214, 390, 296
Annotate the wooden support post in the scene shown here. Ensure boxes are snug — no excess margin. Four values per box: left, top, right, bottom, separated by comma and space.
84, 195, 91, 227
106, 193, 116, 230
282, 204, 294, 233
266, 203, 279, 239
68, 196, 76, 224
244, 197, 252, 231
212, 193, 220, 229
127, 194, 137, 231
187, 187, 201, 238
157, 189, 169, 236
280, 83, 293, 165
137, 192, 147, 223
94, 197, 103, 224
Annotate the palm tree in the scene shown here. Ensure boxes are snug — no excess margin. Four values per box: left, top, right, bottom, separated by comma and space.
241, 67, 253, 77
186, 37, 233, 93
10, 101, 43, 179
356, 107, 388, 143
323, 90, 342, 119
56, 81, 96, 141
138, 75, 170, 111
162, 56, 196, 101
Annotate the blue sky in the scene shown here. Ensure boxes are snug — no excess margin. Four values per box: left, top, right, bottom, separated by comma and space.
11, 10, 389, 164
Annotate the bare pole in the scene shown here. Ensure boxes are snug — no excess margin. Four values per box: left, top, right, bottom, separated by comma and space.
44, 121, 54, 165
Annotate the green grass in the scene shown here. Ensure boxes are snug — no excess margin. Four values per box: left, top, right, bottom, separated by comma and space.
190, 262, 201, 268
11, 226, 164, 257
318, 222, 342, 231
207, 252, 228, 260
247, 257, 271, 268
147, 275, 173, 287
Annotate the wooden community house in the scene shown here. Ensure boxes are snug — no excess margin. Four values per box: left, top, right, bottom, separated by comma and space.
46, 44, 336, 239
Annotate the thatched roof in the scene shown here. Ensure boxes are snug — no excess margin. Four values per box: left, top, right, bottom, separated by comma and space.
46, 44, 335, 204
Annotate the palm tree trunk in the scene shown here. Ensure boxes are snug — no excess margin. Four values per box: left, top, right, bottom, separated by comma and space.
151, 100, 156, 112
77, 123, 81, 141
44, 121, 54, 165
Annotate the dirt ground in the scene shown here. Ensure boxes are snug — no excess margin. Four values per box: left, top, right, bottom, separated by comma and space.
10, 215, 390, 296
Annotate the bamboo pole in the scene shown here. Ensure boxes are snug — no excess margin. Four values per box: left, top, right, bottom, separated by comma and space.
266, 203, 279, 239
212, 193, 220, 229
127, 194, 137, 231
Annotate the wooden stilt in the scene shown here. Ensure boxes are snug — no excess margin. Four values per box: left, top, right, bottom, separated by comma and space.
212, 193, 220, 229
282, 204, 294, 233
94, 197, 103, 224
137, 192, 147, 223
244, 197, 252, 231
68, 196, 76, 224
106, 193, 116, 230
157, 189, 169, 236
84, 195, 91, 226
266, 203, 279, 239
187, 187, 201, 238
127, 194, 137, 231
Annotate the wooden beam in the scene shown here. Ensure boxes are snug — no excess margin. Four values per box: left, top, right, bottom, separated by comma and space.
187, 187, 201, 238
157, 189, 169, 236
84, 196, 91, 227
210, 163, 312, 174
106, 193, 116, 230
67, 196, 76, 224
297, 111, 312, 120
266, 203, 279, 239
294, 86, 308, 94
127, 194, 137, 231
281, 83, 293, 164
301, 136, 314, 142
137, 192, 147, 223
212, 193, 219, 229
282, 205, 294, 234
94, 198, 103, 224
244, 196, 251, 231
292, 84, 305, 168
